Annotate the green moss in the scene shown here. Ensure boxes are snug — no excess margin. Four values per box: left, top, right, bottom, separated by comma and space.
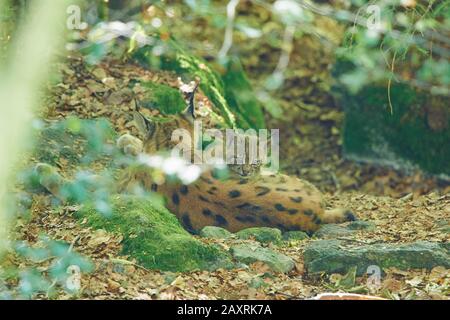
282, 231, 309, 241
132, 37, 266, 130
222, 57, 266, 129
77, 195, 233, 272
140, 81, 186, 115
236, 227, 282, 244
340, 83, 450, 175
132, 38, 235, 127
35, 124, 83, 166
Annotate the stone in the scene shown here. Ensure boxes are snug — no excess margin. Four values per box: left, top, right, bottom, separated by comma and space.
230, 244, 295, 273
283, 231, 309, 241
314, 224, 355, 238
304, 240, 450, 275
346, 220, 376, 231
200, 226, 233, 239
236, 227, 282, 244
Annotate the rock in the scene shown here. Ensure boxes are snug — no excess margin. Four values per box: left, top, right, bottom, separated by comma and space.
314, 224, 355, 238
304, 240, 450, 275
283, 231, 309, 241
346, 221, 376, 231
440, 226, 450, 234
35, 123, 83, 166
236, 227, 282, 244
33, 163, 66, 199
336, 82, 450, 175
230, 244, 295, 273
200, 226, 233, 239
77, 195, 233, 272
311, 293, 386, 300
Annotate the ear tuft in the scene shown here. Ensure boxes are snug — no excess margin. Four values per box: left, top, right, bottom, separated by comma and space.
133, 111, 155, 137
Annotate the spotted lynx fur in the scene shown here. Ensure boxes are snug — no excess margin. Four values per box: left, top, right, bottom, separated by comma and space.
118, 107, 356, 234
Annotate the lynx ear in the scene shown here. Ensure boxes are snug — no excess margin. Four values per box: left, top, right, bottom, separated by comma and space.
183, 78, 201, 121
133, 111, 156, 137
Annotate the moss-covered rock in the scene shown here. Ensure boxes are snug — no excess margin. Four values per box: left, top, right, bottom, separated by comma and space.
132, 38, 234, 127
140, 81, 186, 115
304, 240, 450, 275
131, 37, 265, 129
236, 227, 282, 244
347, 221, 376, 231
314, 224, 355, 238
222, 57, 266, 129
31, 118, 116, 168
77, 195, 233, 272
199, 226, 233, 239
34, 122, 84, 167
283, 231, 310, 241
32, 163, 66, 199
230, 244, 295, 273
337, 83, 450, 175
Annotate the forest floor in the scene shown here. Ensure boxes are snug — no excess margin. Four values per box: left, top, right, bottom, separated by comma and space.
3, 55, 448, 300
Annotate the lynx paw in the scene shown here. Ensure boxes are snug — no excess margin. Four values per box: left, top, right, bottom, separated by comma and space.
322, 208, 357, 224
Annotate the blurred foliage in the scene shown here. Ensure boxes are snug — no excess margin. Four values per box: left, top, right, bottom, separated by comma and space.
335, 0, 449, 95
65, 0, 448, 116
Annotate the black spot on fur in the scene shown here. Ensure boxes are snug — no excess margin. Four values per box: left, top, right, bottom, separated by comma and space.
236, 202, 251, 209
345, 210, 357, 221
260, 216, 271, 224
181, 214, 195, 233
238, 179, 248, 185
294, 189, 301, 192
215, 214, 228, 226
200, 177, 213, 184
303, 209, 314, 216
180, 185, 188, 195
172, 192, 179, 205
290, 196, 303, 203
274, 203, 286, 211
202, 208, 213, 217
235, 215, 256, 223
288, 209, 298, 215
255, 186, 270, 196
275, 187, 288, 192
199, 195, 210, 203
312, 215, 322, 224
229, 190, 241, 198
236, 202, 262, 212
207, 186, 218, 195
214, 201, 226, 208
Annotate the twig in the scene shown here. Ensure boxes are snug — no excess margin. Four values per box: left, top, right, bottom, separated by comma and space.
387, 50, 397, 115
109, 258, 151, 273
218, 0, 240, 60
